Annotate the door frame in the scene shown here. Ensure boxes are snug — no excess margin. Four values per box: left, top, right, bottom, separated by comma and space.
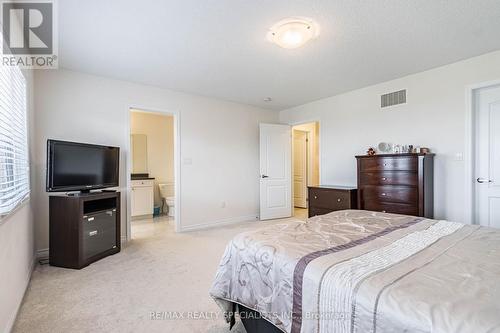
125, 106, 181, 241
464, 79, 500, 225
289, 119, 321, 213
292, 129, 308, 208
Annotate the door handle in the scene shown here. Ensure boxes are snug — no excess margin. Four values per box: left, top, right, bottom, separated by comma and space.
261, 175, 269, 179
477, 178, 492, 184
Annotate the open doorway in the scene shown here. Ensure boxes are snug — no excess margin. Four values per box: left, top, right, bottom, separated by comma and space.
128, 108, 176, 240
292, 122, 320, 220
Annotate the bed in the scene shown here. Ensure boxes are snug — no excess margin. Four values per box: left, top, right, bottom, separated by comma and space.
210, 210, 500, 333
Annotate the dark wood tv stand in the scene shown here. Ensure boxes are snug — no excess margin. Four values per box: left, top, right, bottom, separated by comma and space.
49, 191, 121, 269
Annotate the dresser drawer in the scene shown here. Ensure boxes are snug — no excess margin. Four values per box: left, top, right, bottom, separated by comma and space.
309, 188, 351, 210
361, 185, 417, 205
359, 157, 417, 172
363, 201, 418, 216
82, 209, 117, 260
359, 171, 417, 186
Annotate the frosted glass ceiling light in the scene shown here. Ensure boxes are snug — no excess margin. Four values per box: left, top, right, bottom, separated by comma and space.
267, 17, 320, 49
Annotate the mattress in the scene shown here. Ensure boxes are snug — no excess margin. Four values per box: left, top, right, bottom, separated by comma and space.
210, 210, 500, 333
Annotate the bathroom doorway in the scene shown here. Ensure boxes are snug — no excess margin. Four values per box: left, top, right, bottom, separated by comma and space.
291, 122, 320, 221
127, 108, 179, 240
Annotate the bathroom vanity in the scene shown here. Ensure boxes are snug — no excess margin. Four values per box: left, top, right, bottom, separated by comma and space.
131, 175, 155, 218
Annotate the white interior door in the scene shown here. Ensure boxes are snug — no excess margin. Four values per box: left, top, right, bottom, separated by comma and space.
293, 130, 307, 208
260, 123, 292, 220
476, 84, 500, 228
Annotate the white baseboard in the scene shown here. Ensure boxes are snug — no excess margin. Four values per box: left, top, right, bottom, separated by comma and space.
179, 214, 259, 232
36, 248, 49, 259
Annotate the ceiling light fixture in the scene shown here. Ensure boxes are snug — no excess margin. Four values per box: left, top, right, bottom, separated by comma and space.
267, 17, 320, 49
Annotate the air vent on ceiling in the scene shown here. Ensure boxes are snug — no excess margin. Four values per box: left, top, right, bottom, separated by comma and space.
381, 89, 406, 108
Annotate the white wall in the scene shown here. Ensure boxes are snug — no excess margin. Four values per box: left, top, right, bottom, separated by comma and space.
131, 111, 174, 205
0, 71, 35, 333
33, 69, 278, 250
280, 50, 500, 223
0, 204, 34, 333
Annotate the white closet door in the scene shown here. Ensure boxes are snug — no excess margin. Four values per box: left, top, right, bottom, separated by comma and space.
476, 84, 500, 228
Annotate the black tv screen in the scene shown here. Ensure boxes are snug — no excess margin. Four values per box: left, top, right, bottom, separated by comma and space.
46, 140, 120, 192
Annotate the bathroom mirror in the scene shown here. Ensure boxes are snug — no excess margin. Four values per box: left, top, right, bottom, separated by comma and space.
131, 134, 148, 173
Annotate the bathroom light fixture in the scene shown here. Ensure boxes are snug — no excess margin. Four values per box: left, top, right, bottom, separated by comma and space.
267, 17, 320, 49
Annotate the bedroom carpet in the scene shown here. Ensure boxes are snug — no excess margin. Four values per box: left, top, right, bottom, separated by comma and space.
13, 214, 305, 333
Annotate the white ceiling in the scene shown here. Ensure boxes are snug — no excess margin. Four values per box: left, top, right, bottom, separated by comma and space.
59, 0, 500, 110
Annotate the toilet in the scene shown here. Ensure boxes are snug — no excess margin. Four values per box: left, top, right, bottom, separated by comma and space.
158, 182, 175, 217
165, 197, 175, 217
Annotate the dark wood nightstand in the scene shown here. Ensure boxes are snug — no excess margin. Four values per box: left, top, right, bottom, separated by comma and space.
308, 185, 358, 218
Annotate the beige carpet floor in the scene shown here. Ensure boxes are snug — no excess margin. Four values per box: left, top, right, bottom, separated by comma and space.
14, 213, 306, 333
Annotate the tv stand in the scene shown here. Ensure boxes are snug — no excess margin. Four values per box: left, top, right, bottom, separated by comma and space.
49, 191, 121, 269
67, 192, 93, 197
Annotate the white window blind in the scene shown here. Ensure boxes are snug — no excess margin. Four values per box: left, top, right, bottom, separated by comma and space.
0, 63, 29, 216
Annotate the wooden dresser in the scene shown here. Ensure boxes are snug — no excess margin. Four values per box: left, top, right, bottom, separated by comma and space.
356, 153, 434, 218
308, 185, 358, 218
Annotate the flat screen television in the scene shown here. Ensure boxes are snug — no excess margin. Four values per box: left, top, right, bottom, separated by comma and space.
46, 140, 120, 192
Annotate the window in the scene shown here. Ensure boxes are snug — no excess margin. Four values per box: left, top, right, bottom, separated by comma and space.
0, 64, 29, 217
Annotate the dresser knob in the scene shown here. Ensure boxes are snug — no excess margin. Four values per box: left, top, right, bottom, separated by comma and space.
382, 177, 387, 181
381, 193, 387, 196
337, 198, 341, 202
314, 195, 317, 199
383, 163, 387, 167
